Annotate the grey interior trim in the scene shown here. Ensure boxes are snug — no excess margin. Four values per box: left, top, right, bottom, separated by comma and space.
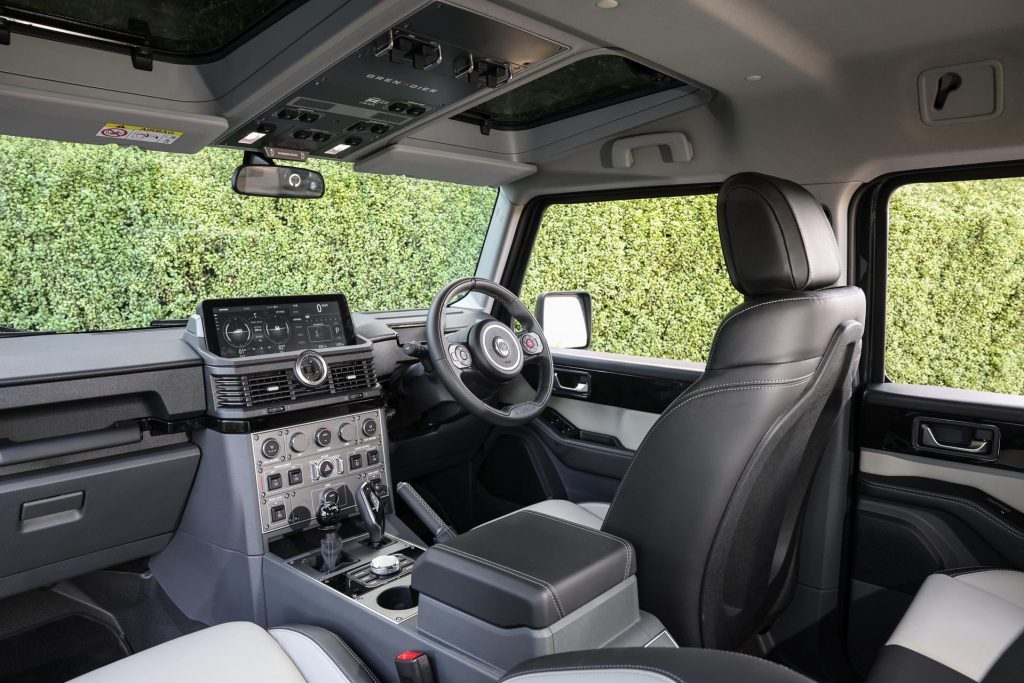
549, 397, 658, 451
354, 144, 538, 186
860, 449, 1024, 514
611, 132, 694, 168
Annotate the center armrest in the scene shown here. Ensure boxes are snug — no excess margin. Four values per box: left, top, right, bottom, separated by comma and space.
410, 508, 636, 629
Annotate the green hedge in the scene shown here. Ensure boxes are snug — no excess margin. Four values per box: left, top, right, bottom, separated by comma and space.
1, 134, 1022, 395
0, 138, 495, 332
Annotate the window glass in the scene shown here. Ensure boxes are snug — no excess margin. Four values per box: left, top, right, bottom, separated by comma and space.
461, 55, 685, 129
887, 178, 1024, 394
0, 135, 496, 334
4, 0, 298, 55
521, 194, 741, 361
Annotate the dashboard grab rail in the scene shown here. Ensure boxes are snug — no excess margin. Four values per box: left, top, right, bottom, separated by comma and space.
0, 421, 142, 466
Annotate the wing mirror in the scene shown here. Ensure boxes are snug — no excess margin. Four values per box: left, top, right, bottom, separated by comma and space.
231, 155, 324, 199
535, 291, 592, 349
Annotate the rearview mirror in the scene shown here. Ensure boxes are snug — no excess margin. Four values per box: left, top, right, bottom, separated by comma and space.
232, 164, 324, 198
536, 291, 592, 349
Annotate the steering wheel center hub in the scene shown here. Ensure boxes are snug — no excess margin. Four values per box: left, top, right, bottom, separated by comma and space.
472, 321, 523, 380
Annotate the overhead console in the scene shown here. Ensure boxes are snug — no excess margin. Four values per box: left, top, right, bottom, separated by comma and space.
217, 2, 566, 162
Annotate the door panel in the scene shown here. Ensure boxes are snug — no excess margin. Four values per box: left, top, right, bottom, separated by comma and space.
527, 349, 700, 503
850, 381, 1024, 675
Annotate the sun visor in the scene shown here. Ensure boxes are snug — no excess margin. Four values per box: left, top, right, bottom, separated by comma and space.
355, 144, 536, 187
0, 82, 227, 153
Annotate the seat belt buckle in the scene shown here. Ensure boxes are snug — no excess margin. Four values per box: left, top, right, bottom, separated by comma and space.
395, 650, 436, 683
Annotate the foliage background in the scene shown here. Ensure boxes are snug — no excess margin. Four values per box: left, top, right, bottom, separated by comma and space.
1, 134, 1022, 395
0, 138, 495, 333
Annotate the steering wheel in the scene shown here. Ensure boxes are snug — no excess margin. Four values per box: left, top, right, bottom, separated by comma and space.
427, 278, 554, 426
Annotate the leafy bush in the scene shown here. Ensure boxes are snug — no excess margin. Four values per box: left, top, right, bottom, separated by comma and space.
1, 133, 1022, 396
0, 137, 495, 332
521, 195, 742, 362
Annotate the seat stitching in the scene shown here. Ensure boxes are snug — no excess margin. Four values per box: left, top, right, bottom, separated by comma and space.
607, 380, 811, 512
500, 664, 684, 682
434, 544, 565, 617
864, 481, 1024, 540
271, 626, 379, 683
693, 372, 814, 394
707, 289, 857, 360
519, 510, 633, 580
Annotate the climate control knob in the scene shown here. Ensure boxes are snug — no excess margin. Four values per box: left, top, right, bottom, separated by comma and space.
361, 419, 378, 438
338, 423, 357, 443
318, 460, 335, 478
290, 432, 309, 453
314, 428, 332, 448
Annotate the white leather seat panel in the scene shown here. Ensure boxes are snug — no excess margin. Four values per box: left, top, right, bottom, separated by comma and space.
69, 622, 308, 683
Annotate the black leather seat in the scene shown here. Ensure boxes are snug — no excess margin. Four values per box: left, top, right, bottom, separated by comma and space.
525, 172, 865, 648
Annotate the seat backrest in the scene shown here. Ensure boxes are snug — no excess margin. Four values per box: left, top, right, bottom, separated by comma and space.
601, 173, 865, 649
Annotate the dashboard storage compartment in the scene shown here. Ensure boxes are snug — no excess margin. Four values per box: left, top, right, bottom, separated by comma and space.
0, 444, 199, 598
411, 509, 664, 671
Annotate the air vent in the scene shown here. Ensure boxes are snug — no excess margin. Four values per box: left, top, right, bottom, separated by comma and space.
290, 97, 337, 112
213, 357, 378, 409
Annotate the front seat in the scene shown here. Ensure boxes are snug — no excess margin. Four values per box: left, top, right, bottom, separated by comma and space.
69, 620, 813, 683
525, 172, 865, 649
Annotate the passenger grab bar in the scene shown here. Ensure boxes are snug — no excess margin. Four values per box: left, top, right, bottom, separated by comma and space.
0, 421, 142, 466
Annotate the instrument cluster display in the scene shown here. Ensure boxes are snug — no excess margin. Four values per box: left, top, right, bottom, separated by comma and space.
201, 295, 357, 358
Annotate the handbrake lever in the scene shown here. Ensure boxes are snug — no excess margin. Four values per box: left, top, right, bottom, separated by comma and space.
397, 481, 457, 544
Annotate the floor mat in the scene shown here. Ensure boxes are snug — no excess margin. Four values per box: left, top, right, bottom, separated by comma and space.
0, 614, 129, 683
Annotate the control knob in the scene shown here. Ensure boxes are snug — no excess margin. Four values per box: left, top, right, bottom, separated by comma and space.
290, 432, 309, 453
338, 422, 357, 443
261, 438, 281, 458
314, 428, 332, 448
361, 419, 378, 438
369, 555, 401, 577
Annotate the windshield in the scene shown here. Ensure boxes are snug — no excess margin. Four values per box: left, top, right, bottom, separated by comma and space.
0, 135, 497, 333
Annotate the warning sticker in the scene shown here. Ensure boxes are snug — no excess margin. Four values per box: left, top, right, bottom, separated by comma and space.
96, 123, 183, 145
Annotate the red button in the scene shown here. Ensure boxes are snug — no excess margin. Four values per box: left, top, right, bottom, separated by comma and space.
525, 338, 535, 349
396, 651, 424, 662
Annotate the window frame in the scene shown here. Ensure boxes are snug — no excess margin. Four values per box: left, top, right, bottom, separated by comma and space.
853, 159, 1024, 387
500, 183, 721, 357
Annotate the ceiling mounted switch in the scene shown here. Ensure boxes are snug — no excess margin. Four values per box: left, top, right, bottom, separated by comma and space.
918, 61, 1002, 125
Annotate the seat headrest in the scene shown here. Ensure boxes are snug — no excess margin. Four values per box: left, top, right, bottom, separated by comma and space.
717, 173, 841, 297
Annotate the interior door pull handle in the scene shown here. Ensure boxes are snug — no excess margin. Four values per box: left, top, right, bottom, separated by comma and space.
554, 374, 589, 395
920, 425, 989, 454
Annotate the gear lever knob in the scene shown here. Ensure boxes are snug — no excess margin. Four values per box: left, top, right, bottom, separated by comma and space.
316, 501, 342, 528
356, 481, 386, 548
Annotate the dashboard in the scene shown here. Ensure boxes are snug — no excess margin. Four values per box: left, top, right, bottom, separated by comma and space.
201, 295, 356, 358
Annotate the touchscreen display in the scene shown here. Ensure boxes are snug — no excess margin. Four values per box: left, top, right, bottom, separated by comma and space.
201, 296, 356, 358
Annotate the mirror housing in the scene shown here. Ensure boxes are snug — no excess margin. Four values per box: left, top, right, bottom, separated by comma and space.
535, 291, 592, 349
232, 164, 324, 199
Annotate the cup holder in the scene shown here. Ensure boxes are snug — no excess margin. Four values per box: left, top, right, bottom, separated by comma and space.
376, 586, 419, 611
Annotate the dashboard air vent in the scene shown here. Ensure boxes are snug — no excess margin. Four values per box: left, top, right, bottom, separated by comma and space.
213, 357, 378, 409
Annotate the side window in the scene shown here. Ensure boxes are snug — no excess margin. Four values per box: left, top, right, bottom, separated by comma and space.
520, 193, 741, 362
887, 178, 1024, 394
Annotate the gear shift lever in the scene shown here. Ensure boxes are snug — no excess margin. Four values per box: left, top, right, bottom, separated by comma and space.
356, 481, 386, 548
315, 502, 344, 573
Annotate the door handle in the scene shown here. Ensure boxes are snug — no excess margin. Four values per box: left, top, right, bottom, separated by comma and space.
554, 371, 590, 396
920, 425, 989, 454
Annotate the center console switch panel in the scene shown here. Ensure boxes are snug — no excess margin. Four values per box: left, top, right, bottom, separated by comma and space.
412, 509, 636, 629
252, 409, 390, 537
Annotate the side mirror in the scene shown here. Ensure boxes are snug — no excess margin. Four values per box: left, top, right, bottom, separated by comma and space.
535, 291, 592, 349
232, 164, 324, 198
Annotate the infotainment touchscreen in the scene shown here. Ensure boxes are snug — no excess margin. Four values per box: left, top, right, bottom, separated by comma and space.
200, 295, 357, 358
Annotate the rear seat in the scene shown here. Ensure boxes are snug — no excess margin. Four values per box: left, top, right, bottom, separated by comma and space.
867, 569, 1024, 682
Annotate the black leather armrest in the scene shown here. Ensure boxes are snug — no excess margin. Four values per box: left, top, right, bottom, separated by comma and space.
501, 648, 811, 682
411, 509, 636, 629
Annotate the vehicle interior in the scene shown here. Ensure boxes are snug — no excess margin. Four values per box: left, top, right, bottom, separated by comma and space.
1, 1, 1023, 682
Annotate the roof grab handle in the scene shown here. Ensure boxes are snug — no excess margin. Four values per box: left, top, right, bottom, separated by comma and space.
610, 132, 693, 168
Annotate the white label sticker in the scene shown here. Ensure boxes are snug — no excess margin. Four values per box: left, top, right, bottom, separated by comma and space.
96, 123, 183, 145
